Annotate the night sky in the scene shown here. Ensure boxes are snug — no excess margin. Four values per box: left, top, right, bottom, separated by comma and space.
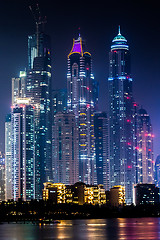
0, 0, 160, 159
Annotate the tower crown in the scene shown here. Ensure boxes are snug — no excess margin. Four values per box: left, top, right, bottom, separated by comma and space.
68, 35, 91, 58
111, 26, 129, 51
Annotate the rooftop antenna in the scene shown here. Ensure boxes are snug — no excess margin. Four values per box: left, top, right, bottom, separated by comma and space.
29, 3, 47, 56
78, 27, 81, 38
118, 25, 121, 35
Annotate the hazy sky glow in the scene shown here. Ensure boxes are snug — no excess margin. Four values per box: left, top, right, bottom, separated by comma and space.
0, 0, 160, 159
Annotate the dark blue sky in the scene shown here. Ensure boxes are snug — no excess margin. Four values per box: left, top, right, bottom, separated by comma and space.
0, 0, 160, 159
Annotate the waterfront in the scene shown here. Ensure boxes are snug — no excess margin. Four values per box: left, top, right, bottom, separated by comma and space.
0, 218, 160, 239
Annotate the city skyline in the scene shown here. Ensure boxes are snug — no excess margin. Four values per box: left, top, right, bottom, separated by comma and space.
1, 2, 160, 239
0, 1, 160, 161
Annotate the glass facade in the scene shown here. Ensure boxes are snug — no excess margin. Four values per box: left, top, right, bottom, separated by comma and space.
5, 114, 12, 200
108, 27, 135, 204
11, 104, 35, 200
67, 35, 97, 184
26, 55, 52, 199
94, 112, 110, 190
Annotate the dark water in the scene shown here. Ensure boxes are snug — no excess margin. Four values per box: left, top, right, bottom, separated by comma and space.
0, 218, 160, 239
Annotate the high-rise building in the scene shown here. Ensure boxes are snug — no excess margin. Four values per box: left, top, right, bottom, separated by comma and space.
53, 112, 79, 185
137, 108, 154, 184
67, 34, 96, 184
0, 152, 5, 201
94, 112, 110, 190
11, 102, 35, 201
155, 155, 160, 187
5, 114, 12, 200
12, 71, 26, 104
26, 25, 52, 198
108, 27, 135, 204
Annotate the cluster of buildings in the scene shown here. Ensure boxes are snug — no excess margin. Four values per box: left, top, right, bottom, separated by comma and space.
0, 10, 160, 206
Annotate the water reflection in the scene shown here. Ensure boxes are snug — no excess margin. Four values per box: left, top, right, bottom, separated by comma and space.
0, 218, 160, 239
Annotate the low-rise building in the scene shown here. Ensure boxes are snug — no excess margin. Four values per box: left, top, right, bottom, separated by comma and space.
42, 183, 65, 204
43, 182, 106, 205
133, 183, 159, 205
107, 185, 125, 207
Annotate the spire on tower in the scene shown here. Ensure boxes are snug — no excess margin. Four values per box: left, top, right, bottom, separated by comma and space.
118, 25, 121, 35
78, 27, 81, 38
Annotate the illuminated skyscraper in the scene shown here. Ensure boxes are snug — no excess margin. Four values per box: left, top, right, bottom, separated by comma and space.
26, 54, 52, 199
5, 114, 12, 200
108, 27, 135, 204
137, 108, 154, 184
155, 155, 160, 187
53, 112, 79, 185
11, 101, 35, 201
26, 23, 52, 198
94, 112, 110, 190
0, 152, 5, 201
67, 34, 96, 184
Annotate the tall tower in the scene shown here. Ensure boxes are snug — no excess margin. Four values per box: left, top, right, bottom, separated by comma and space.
67, 35, 96, 184
137, 108, 154, 184
5, 114, 12, 200
94, 112, 110, 190
26, 6, 52, 198
26, 54, 52, 199
108, 27, 135, 204
155, 155, 160, 187
11, 102, 35, 201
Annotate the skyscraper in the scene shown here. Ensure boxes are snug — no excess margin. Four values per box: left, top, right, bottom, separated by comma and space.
67, 34, 96, 184
0, 152, 5, 201
137, 108, 154, 184
155, 155, 160, 187
108, 27, 135, 204
5, 114, 12, 200
94, 112, 110, 190
26, 55, 52, 199
26, 22, 52, 198
11, 101, 35, 201
53, 112, 79, 185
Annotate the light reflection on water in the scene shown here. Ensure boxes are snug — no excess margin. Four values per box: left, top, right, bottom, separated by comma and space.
0, 218, 160, 240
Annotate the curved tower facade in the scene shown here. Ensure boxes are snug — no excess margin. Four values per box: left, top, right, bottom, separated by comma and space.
108, 27, 135, 204
67, 35, 97, 184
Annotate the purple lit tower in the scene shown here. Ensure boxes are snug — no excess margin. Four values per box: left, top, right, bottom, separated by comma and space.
67, 34, 98, 184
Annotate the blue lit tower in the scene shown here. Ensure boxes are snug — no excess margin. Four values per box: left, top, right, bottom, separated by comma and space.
108, 27, 135, 204
67, 34, 97, 184
26, 11, 52, 198
11, 102, 35, 200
